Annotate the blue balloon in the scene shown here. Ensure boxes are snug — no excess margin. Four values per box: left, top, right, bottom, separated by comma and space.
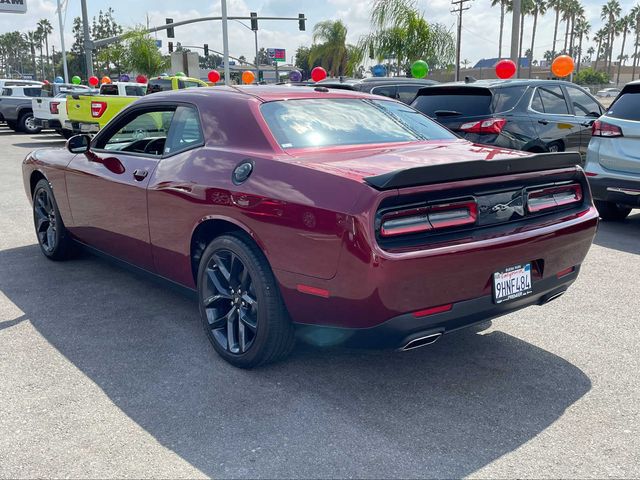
289, 70, 302, 82
372, 64, 386, 77
54, 76, 64, 84
119, 74, 130, 82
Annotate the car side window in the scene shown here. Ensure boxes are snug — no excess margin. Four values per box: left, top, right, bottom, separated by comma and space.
371, 85, 398, 99
94, 108, 176, 156
396, 85, 422, 103
2, 88, 12, 96
535, 86, 569, 114
182, 80, 203, 88
23, 88, 41, 97
164, 106, 204, 155
566, 87, 602, 116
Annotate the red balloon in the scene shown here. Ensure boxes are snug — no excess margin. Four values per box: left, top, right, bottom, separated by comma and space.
311, 66, 327, 82
43, 80, 50, 85
495, 59, 516, 79
136, 74, 148, 84
88, 76, 99, 87
208, 70, 221, 83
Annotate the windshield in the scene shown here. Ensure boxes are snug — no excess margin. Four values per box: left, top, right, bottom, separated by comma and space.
260, 98, 456, 150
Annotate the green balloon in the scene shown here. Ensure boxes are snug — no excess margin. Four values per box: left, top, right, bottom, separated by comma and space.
175, 71, 186, 77
71, 75, 81, 85
411, 60, 429, 78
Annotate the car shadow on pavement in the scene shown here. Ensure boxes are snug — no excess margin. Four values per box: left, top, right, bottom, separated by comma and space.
593, 211, 640, 255
0, 244, 592, 479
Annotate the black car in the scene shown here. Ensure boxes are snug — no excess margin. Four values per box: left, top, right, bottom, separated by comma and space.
316, 77, 438, 103
411, 79, 604, 157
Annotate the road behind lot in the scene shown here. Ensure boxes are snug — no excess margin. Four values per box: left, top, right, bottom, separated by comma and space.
0, 129, 639, 479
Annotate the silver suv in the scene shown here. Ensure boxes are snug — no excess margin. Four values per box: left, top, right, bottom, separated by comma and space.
585, 81, 640, 220
0, 85, 43, 134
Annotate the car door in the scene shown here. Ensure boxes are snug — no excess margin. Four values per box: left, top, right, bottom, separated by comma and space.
0, 87, 19, 119
530, 84, 581, 153
564, 85, 604, 157
65, 105, 176, 270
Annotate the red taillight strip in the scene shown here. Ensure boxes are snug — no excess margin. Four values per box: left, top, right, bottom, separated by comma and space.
296, 284, 330, 298
428, 201, 478, 229
592, 120, 623, 137
527, 183, 583, 213
556, 266, 575, 278
380, 200, 477, 237
459, 117, 507, 134
413, 303, 453, 318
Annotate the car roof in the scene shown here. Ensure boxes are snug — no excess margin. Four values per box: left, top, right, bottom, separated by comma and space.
422, 78, 575, 89
317, 77, 436, 86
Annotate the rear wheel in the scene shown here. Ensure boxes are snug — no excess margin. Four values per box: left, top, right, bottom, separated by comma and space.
18, 111, 42, 134
595, 200, 632, 221
32, 179, 75, 260
197, 233, 295, 368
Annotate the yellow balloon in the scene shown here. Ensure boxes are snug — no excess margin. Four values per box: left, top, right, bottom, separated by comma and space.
551, 55, 575, 77
242, 70, 255, 84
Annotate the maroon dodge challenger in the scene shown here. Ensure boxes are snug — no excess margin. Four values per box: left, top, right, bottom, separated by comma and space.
22, 86, 598, 368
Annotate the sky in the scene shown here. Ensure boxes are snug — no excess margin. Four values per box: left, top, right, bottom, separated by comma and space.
1, 0, 637, 68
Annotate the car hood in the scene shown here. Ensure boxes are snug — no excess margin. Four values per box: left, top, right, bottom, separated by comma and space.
283, 139, 532, 182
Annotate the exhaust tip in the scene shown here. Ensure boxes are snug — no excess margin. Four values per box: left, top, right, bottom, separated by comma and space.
402, 332, 443, 351
542, 290, 566, 304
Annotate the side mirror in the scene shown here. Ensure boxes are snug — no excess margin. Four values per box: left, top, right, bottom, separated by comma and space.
67, 134, 91, 154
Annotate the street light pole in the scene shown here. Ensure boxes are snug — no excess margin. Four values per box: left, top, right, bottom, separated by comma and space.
510, 0, 521, 77
221, 0, 230, 85
254, 30, 259, 82
81, 0, 94, 78
56, 0, 69, 83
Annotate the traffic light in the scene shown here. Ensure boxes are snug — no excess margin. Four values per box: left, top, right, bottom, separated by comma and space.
168, 41, 174, 53
166, 18, 174, 38
250, 12, 258, 31
204, 44, 209, 57
298, 13, 305, 31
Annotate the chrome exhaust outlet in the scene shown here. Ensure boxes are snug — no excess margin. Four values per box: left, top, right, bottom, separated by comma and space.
402, 333, 442, 351
543, 291, 565, 304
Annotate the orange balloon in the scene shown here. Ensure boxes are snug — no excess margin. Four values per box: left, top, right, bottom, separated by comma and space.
101, 76, 112, 84
241, 70, 255, 84
551, 55, 575, 77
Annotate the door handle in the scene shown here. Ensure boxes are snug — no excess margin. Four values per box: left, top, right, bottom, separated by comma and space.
133, 169, 148, 181
538, 119, 549, 125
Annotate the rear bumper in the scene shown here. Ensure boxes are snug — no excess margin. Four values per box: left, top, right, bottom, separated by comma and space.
296, 268, 579, 349
67, 121, 99, 134
587, 174, 640, 207
34, 118, 62, 129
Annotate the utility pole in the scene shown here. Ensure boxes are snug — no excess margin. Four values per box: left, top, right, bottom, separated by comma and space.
221, 0, 230, 85
510, 0, 521, 77
451, 0, 472, 82
80, 0, 94, 78
56, 0, 69, 83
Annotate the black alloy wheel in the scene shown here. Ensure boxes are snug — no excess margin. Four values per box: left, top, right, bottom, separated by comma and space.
197, 233, 295, 368
32, 179, 74, 260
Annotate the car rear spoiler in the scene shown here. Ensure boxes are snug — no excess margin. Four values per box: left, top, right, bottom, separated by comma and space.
363, 152, 582, 190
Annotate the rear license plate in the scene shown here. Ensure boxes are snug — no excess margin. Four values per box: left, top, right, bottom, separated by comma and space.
493, 264, 532, 304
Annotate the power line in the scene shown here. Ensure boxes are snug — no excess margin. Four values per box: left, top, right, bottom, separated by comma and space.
451, 0, 472, 81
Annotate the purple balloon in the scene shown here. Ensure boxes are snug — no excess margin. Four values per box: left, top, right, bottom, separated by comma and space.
119, 74, 130, 82
289, 70, 302, 82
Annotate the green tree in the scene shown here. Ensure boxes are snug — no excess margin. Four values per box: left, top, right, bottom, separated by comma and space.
491, 0, 510, 58
123, 27, 168, 77
602, 0, 622, 75
23, 31, 38, 78
574, 18, 590, 73
616, 14, 633, 83
37, 19, 53, 79
547, 0, 564, 57
294, 45, 313, 78
573, 67, 609, 85
256, 47, 270, 66
593, 27, 607, 71
309, 20, 350, 76
631, 4, 640, 80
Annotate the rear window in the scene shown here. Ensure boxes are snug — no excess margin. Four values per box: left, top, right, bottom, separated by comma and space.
260, 98, 456, 149
147, 79, 173, 94
125, 85, 146, 96
412, 88, 492, 117
606, 92, 640, 121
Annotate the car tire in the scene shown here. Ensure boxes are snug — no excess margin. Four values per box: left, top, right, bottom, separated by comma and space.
32, 179, 75, 260
594, 200, 632, 221
18, 111, 42, 134
197, 232, 295, 368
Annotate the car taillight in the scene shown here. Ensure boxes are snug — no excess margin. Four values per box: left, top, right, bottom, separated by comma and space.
380, 200, 477, 237
592, 120, 623, 137
49, 102, 60, 114
526, 183, 583, 213
91, 101, 107, 118
459, 117, 506, 134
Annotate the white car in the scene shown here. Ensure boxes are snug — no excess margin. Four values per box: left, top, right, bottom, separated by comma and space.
32, 83, 92, 138
596, 87, 621, 98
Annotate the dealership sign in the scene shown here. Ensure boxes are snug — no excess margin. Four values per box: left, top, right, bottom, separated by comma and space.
0, 0, 27, 14
267, 48, 286, 63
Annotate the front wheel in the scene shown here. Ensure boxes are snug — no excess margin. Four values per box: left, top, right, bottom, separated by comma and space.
197, 233, 295, 368
595, 200, 632, 221
32, 179, 75, 260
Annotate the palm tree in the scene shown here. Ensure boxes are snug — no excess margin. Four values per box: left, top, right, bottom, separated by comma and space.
574, 18, 590, 73
23, 31, 38, 78
602, 0, 622, 75
528, 0, 547, 78
508, 0, 533, 76
309, 20, 350, 77
491, 0, 510, 58
37, 19, 53, 80
631, 4, 640, 80
616, 15, 633, 84
593, 28, 606, 71
586, 46, 595, 62
34, 27, 44, 80
548, 0, 564, 57
568, 4, 585, 57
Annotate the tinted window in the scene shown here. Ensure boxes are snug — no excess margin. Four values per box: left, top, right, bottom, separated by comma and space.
100, 84, 119, 95
534, 86, 569, 114
412, 89, 492, 117
606, 93, 640, 121
164, 106, 204, 155
181, 80, 203, 89
147, 79, 172, 94
373, 100, 457, 140
397, 85, 422, 103
125, 85, 146, 96
96, 109, 175, 155
2, 88, 12, 96
261, 98, 455, 149
566, 87, 601, 116
23, 88, 41, 97
370, 85, 397, 99
492, 86, 526, 112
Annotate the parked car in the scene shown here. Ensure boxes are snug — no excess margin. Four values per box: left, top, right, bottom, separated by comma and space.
316, 77, 438, 103
0, 79, 42, 92
32, 83, 92, 138
412, 79, 604, 159
22, 86, 598, 368
0, 84, 43, 133
596, 87, 621, 98
585, 81, 640, 220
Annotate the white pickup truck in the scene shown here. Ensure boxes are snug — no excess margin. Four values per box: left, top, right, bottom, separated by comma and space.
32, 83, 92, 138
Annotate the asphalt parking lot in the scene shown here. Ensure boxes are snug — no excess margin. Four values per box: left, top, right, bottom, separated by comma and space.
1, 127, 639, 479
